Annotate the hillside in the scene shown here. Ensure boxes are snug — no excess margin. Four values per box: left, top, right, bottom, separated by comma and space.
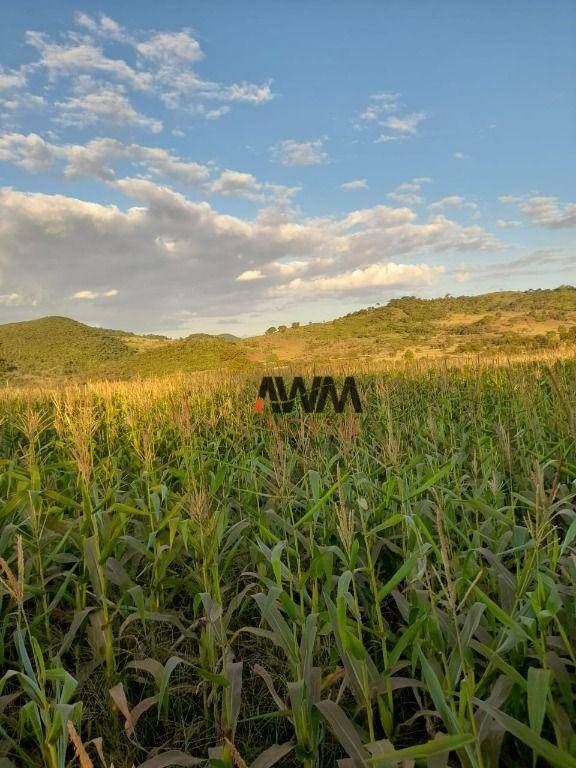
102, 334, 250, 378
243, 285, 576, 366
0, 316, 139, 379
1, 286, 575, 382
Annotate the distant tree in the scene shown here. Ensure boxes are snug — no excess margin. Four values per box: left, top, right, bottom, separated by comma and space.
278, 325, 288, 333
291, 321, 300, 329
265, 327, 277, 335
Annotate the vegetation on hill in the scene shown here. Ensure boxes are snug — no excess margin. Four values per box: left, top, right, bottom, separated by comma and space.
0, 316, 137, 378
0, 286, 575, 382
247, 285, 576, 366
103, 334, 250, 378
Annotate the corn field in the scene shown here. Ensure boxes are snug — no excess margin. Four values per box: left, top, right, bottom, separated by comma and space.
0, 360, 575, 768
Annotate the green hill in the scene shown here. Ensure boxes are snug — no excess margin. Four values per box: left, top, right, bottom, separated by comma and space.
0, 316, 138, 379
1, 286, 575, 383
0, 316, 249, 382
244, 285, 576, 365
102, 335, 250, 378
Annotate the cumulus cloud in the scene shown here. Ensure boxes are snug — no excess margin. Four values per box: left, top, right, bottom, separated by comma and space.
25, 31, 152, 90
1, 93, 45, 112
0, 181, 503, 329
0, 131, 303, 209
209, 170, 263, 200
387, 177, 431, 205
428, 196, 478, 212
136, 31, 204, 64
73, 11, 127, 42
0, 133, 55, 172
0, 67, 28, 91
500, 194, 576, 229
209, 169, 296, 203
55, 79, 163, 132
340, 179, 367, 190
273, 262, 444, 296
0, 132, 208, 184
1, 131, 269, 198
9, 13, 273, 130
273, 139, 327, 166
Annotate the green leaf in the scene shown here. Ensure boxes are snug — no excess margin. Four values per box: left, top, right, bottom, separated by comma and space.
316, 700, 370, 765
367, 733, 476, 765
473, 698, 576, 768
377, 552, 419, 602
527, 667, 551, 739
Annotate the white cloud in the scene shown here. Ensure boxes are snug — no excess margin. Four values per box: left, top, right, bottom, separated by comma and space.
0, 182, 502, 326
495, 218, 522, 229
55, 79, 163, 132
237, 260, 311, 283
510, 195, 576, 229
357, 93, 427, 143
0, 67, 27, 90
136, 31, 204, 64
0, 132, 301, 207
358, 92, 400, 122
273, 262, 444, 296
11, 14, 273, 128
428, 196, 478, 211
0, 132, 214, 185
0, 293, 25, 305
205, 106, 231, 120
128, 145, 210, 185
374, 134, 405, 144
209, 170, 297, 203
454, 152, 466, 160
213, 81, 273, 104
387, 177, 431, 205
388, 191, 422, 205
340, 179, 367, 190
1, 93, 45, 111
74, 12, 127, 42
72, 289, 118, 300
236, 270, 264, 281
383, 112, 427, 135
210, 170, 264, 200
25, 31, 152, 90
0, 133, 55, 172
273, 139, 327, 166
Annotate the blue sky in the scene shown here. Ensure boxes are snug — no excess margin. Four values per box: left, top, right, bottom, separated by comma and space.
0, 1, 574, 335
